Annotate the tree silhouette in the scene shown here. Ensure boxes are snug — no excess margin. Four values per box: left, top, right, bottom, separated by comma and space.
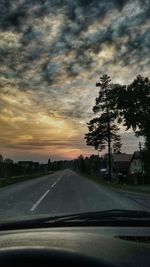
85, 74, 121, 181
119, 75, 150, 145
48, 158, 51, 171
113, 136, 122, 153
114, 75, 150, 175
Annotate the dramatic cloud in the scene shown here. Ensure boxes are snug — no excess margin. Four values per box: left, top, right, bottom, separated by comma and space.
0, 0, 149, 161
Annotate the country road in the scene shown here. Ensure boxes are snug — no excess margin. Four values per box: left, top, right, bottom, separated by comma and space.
0, 169, 150, 221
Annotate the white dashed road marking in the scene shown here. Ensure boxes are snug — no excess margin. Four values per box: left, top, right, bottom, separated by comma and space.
30, 175, 64, 212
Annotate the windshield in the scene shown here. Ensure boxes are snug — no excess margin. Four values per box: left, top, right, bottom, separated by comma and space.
0, 0, 150, 224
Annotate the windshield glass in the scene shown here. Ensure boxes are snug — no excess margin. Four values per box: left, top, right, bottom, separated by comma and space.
0, 0, 150, 224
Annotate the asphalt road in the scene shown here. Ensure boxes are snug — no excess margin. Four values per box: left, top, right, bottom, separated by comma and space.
0, 169, 150, 221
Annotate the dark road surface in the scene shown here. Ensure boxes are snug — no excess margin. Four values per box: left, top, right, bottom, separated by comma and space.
0, 169, 150, 221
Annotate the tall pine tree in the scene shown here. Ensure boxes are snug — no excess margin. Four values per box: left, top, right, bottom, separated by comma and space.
85, 74, 121, 181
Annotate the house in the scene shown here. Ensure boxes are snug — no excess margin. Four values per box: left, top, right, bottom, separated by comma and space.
104, 153, 132, 177
18, 161, 34, 168
112, 153, 132, 175
129, 151, 144, 175
18, 161, 40, 170
32, 162, 40, 169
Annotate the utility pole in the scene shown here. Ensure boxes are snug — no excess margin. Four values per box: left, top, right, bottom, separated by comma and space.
107, 121, 112, 182
139, 142, 144, 179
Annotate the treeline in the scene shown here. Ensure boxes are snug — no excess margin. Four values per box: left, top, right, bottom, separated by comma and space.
72, 155, 106, 174
0, 155, 47, 179
48, 159, 72, 171
0, 154, 104, 179
48, 155, 105, 174
0, 155, 19, 178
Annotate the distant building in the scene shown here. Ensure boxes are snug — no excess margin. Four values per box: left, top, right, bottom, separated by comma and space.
18, 161, 33, 168
18, 161, 40, 169
129, 151, 144, 175
104, 153, 132, 177
32, 162, 40, 169
112, 153, 132, 175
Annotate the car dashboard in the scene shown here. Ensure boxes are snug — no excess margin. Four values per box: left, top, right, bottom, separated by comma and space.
0, 226, 150, 266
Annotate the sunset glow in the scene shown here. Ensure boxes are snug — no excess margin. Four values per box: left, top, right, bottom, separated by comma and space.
0, 0, 149, 161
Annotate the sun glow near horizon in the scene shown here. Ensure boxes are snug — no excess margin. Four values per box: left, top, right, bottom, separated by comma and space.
0, 0, 149, 161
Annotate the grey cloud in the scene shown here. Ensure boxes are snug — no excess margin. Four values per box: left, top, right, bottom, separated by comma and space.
0, 0, 149, 119
43, 61, 63, 83
0, 1, 130, 54
121, 30, 150, 68
9, 139, 84, 150
0, 0, 49, 31
1, 0, 149, 160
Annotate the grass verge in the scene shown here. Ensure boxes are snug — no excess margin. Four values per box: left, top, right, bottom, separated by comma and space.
78, 171, 150, 195
0, 172, 51, 188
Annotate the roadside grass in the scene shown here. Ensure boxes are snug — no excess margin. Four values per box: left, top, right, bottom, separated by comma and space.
78, 171, 150, 195
0, 172, 51, 188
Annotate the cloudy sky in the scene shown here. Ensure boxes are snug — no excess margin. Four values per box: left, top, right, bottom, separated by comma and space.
0, 0, 149, 162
